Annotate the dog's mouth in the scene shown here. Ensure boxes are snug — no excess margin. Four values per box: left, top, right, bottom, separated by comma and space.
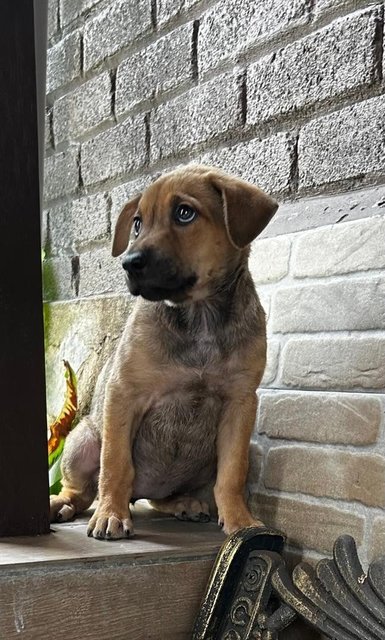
126, 274, 197, 302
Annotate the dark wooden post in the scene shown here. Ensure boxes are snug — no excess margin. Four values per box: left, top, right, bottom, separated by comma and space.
0, 1, 50, 535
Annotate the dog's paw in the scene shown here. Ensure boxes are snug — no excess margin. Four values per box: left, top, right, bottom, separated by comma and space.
87, 508, 134, 540
218, 508, 265, 536
174, 497, 211, 523
50, 495, 76, 523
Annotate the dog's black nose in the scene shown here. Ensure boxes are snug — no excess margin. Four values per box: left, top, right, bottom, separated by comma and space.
122, 251, 147, 274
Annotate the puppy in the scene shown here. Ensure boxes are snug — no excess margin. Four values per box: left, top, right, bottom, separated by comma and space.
50, 165, 278, 539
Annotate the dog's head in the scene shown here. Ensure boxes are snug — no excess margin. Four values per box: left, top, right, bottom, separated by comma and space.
112, 165, 278, 303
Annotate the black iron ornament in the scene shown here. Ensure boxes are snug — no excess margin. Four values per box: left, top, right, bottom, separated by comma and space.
192, 527, 385, 639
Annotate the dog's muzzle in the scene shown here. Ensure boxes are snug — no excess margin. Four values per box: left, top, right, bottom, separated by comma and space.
121, 248, 197, 302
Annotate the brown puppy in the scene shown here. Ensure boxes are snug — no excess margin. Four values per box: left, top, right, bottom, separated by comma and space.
50, 165, 278, 539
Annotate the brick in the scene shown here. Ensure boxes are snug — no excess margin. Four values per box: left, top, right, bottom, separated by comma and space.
249, 493, 364, 553
110, 175, 157, 229
314, 0, 362, 19
150, 72, 242, 161
84, 0, 152, 71
43, 255, 74, 301
258, 392, 383, 445
249, 236, 291, 285
271, 277, 385, 333
53, 73, 112, 145
49, 192, 110, 253
81, 115, 147, 187
263, 184, 385, 239
261, 339, 280, 386
299, 95, 385, 189
60, 0, 101, 27
247, 442, 263, 486
281, 337, 385, 390
199, 0, 311, 74
78, 245, 127, 297
47, 0, 59, 40
201, 133, 295, 196
116, 23, 193, 116
46, 30, 82, 94
369, 517, 385, 562
43, 145, 79, 202
45, 109, 53, 149
258, 288, 271, 321
292, 215, 385, 278
157, 0, 201, 26
265, 446, 385, 507
247, 7, 381, 125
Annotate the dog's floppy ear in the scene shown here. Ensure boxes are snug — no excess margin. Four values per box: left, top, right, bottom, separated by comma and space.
208, 172, 278, 249
111, 195, 141, 257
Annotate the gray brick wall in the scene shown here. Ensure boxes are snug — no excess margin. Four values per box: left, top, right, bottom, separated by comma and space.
43, 0, 385, 582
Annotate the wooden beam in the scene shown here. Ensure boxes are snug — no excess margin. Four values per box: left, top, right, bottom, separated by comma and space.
0, 1, 50, 535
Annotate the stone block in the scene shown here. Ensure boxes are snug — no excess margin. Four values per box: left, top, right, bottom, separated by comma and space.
81, 115, 147, 187
258, 391, 383, 445
264, 446, 385, 507
46, 30, 82, 93
299, 95, 385, 189
53, 72, 112, 144
44, 145, 79, 202
249, 493, 364, 553
150, 72, 242, 161
116, 22, 193, 116
201, 133, 295, 196
247, 7, 382, 125
84, 0, 152, 71
281, 337, 385, 390
292, 215, 385, 277
199, 0, 311, 74
249, 236, 291, 285
271, 277, 385, 333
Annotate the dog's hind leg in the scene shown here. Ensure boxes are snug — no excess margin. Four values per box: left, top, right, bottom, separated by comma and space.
148, 494, 211, 523
50, 417, 100, 523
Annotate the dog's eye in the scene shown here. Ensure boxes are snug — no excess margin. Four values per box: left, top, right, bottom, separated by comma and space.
133, 216, 142, 237
174, 204, 197, 225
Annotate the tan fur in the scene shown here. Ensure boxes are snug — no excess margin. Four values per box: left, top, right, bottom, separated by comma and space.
50, 165, 278, 539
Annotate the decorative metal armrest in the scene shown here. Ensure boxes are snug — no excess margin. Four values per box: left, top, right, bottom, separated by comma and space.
192, 527, 385, 640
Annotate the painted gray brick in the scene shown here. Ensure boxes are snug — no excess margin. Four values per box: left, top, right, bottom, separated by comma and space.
201, 133, 295, 196
46, 30, 82, 94
299, 94, 385, 189
43, 255, 74, 301
49, 192, 110, 253
44, 145, 79, 202
248, 6, 382, 125
150, 72, 242, 161
84, 0, 152, 71
53, 72, 112, 145
292, 215, 385, 277
157, 0, 201, 26
271, 277, 385, 333
116, 22, 193, 116
60, 0, 101, 27
199, 0, 311, 75
281, 337, 385, 390
47, 0, 59, 40
81, 115, 147, 187
258, 391, 383, 445
79, 245, 127, 297
45, 109, 53, 149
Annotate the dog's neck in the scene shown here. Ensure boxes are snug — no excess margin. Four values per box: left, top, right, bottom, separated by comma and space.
156, 259, 257, 339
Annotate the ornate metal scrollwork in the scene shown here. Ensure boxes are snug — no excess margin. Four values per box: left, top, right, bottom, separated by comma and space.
192, 528, 385, 639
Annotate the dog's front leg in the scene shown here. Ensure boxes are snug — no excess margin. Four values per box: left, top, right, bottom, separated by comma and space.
214, 392, 264, 536
87, 384, 139, 540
